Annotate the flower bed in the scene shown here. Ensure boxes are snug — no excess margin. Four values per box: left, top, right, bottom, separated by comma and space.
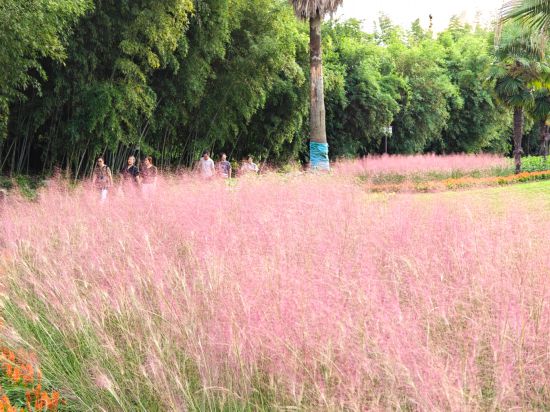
0, 345, 65, 411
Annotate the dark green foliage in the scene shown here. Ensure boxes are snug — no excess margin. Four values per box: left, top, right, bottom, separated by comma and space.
437, 27, 511, 153
388, 22, 462, 153
521, 155, 550, 171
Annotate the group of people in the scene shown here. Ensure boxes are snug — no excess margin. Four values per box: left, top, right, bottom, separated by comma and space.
92, 152, 259, 201
92, 155, 157, 201
196, 151, 259, 179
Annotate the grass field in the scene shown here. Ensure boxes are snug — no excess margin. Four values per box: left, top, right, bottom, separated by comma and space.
0, 172, 549, 411
416, 179, 550, 205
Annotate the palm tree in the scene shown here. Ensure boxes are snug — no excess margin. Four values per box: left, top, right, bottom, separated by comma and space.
489, 23, 548, 173
501, 0, 550, 31
289, 0, 343, 170
530, 88, 550, 155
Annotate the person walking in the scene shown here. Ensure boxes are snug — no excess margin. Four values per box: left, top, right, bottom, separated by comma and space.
198, 151, 215, 179
217, 153, 232, 179
92, 157, 113, 202
121, 156, 139, 184
140, 156, 158, 195
240, 155, 259, 175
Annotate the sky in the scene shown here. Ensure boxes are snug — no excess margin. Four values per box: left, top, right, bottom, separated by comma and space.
336, 0, 505, 32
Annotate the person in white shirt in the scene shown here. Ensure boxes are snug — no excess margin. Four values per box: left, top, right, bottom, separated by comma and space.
198, 151, 215, 179
240, 155, 259, 175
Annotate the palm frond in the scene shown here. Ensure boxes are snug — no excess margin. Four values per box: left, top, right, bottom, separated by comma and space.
501, 0, 550, 31
494, 22, 546, 60
289, 0, 344, 19
489, 62, 537, 108
531, 88, 550, 119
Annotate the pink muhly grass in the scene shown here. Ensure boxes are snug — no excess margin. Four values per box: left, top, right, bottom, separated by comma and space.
334, 153, 511, 177
0, 168, 549, 410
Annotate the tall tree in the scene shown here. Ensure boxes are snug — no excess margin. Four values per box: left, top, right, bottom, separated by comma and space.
489, 23, 548, 173
288, 0, 343, 170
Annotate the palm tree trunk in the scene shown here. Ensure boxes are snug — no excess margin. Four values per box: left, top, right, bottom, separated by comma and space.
309, 13, 329, 170
539, 120, 548, 159
513, 107, 524, 174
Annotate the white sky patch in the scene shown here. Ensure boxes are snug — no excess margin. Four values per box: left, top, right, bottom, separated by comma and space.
335, 0, 506, 32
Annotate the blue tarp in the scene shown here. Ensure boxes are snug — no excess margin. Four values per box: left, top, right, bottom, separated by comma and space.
310, 142, 330, 171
